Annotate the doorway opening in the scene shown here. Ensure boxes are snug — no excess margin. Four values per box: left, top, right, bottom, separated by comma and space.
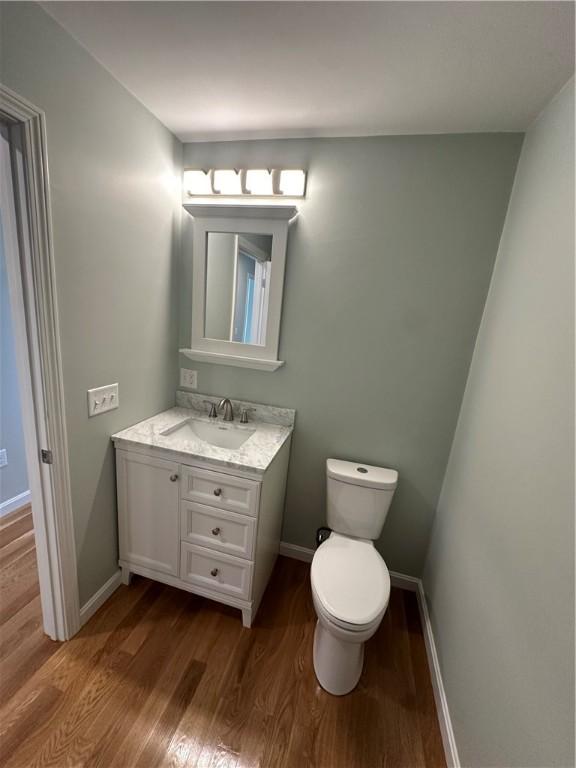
0, 84, 79, 642
0, 122, 40, 655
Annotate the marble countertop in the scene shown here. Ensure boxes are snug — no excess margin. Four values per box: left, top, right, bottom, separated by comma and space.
112, 397, 294, 476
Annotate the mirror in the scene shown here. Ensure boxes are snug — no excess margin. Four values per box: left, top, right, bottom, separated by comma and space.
182, 203, 296, 371
205, 232, 273, 346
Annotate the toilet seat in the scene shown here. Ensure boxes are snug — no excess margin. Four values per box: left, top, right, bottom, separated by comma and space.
312, 586, 385, 634
311, 533, 390, 629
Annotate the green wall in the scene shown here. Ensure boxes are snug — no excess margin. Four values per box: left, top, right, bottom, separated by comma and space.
181, 134, 523, 575
424, 79, 574, 766
1, 3, 183, 604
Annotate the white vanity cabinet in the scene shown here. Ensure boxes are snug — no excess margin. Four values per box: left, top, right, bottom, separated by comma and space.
115, 438, 290, 627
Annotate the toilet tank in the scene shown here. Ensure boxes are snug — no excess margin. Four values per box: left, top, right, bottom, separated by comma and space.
326, 459, 398, 540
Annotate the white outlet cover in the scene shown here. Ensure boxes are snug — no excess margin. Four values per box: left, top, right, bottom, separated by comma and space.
180, 368, 198, 389
88, 383, 119, 417
0, 449, 7, 468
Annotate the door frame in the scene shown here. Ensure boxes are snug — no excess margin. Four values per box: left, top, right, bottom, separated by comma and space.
0, 83, 80, 640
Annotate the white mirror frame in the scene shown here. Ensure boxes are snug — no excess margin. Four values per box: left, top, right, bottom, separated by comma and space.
180, 204, 297, 371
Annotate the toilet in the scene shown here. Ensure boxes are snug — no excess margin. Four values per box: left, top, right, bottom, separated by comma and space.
311, 458, 398, 695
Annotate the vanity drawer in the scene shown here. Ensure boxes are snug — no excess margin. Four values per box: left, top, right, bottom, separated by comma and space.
180, 543, 252, 601
180, 465, 260, 517
180, 501, 256, 560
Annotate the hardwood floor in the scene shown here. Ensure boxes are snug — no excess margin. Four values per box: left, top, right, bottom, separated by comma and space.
0, 511, 446, 768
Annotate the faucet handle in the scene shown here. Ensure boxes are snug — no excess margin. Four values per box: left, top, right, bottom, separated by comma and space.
203, 400, 218, 418
240, 407, 256, 424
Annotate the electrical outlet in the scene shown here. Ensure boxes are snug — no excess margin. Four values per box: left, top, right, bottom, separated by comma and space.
0, 449, 7, 468
180, 368, 198, 389
87, 383, 119, 417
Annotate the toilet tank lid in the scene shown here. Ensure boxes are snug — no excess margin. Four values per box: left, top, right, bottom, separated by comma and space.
327, 459, 398, 490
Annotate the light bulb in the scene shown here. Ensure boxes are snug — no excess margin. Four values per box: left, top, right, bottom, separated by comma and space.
184, 171, 212, 195
245, 169, 273, 196
279, 170, 306, 197
183, 170, 211, 195
212, 169, 242, 195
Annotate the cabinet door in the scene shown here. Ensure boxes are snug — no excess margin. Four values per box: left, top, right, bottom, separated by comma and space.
116, 450, 180, 576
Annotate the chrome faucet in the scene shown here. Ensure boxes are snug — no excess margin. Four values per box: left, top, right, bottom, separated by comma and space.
218, 398, 234, 422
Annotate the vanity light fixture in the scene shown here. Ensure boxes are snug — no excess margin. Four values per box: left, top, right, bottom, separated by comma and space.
183, 168, 307, 198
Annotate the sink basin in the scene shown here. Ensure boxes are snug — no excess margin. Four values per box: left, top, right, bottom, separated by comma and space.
162, 419, 255, 450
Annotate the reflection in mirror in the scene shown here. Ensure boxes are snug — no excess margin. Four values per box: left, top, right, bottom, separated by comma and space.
205, 232, 273, 346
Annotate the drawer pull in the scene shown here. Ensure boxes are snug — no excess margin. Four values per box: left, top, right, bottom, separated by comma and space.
210, 568, 219, 577
170, 474, 179, 482
211, 527, 221, 536
213, 488, 222, 497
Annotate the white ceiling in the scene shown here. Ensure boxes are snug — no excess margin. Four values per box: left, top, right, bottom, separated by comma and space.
43, 1, 574, 142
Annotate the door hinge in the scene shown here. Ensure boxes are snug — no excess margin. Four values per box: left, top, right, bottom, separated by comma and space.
41, 449, 53, 465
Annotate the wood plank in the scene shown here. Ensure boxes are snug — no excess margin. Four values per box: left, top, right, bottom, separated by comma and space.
135, 656, 205, 768
274, 577, 326, 768
0, 528, 36, 570
3, 576, 153, 721
160, 605, 245, 768
0, 547, 446, 768
0, 685, 63, 764
0, 625, 57, 705
0, 549, 40, 627
25, 643, 135, 768
0, 509, 33, 550
0, 595, 43, 662
237, 560, 314, 768
25, 587, 186, 768
104, 599, 216, 768
0, 580, 159, 768
404, 590, 447, 768
0, 580, 40, 629
0, 505, 32, 530
81, 589, 201, 768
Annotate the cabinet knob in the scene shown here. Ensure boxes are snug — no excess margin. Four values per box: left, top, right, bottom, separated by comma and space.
210, 568, 219, 577
213, 487, 222, 497
170, 474, 179, 482
211, 527, 221, 536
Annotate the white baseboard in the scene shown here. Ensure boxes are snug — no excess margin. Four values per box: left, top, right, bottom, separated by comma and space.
0, 490, 31, 518
415, 580, 460, 767
79, 569, 123, 626
279, 539, 460, 767
389, 570, 420, 591
279, 541, 314, 562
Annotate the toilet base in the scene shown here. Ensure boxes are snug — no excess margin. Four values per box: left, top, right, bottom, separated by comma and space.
313, 619, 364, 695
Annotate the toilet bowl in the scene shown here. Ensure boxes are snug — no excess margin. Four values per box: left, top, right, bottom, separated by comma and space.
311, 532, 390, 695
311, 459, 398, 695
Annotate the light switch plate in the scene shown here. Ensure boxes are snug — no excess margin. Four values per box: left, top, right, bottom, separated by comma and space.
88, 383, 119, 417
180, 368, 198, 389
0, 449, 7, 468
